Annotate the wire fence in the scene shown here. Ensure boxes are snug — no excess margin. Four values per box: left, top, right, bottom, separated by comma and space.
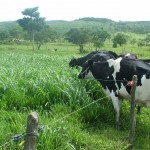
0, 80, 133, 149
0, 94, 112, 149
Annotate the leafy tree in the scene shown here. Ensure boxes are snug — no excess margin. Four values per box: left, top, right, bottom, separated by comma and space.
130, 38, 137, 45
91, 30, 110, 50
34, 25, 58, 50
17, 7, 46, 51
137, 34, 150, 47
65, 28, 90, 53
0, 29, 10, 43
112, 33, 127, 47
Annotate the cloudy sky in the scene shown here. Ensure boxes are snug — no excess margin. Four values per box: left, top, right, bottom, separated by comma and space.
0, 0, 150, 22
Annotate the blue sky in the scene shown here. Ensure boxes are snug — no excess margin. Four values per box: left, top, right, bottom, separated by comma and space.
0, 0, 150, 22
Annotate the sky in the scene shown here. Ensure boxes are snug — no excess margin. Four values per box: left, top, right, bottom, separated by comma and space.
0, 0, 150, 22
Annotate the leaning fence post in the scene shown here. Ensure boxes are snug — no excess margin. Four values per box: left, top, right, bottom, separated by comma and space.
24, 112, 39, 150
129, 75, 137, 149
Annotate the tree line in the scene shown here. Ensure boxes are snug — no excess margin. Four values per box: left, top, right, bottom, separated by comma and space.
0, 7, 150, 52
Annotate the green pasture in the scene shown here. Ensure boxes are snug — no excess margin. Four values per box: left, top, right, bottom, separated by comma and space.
0, 43, 150, 149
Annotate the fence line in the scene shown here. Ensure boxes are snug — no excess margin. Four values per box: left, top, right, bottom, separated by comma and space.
0, 79, 135, 149
0, 94, 112, 149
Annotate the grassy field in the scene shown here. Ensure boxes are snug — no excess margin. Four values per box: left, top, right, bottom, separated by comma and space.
0, 43, 150, 150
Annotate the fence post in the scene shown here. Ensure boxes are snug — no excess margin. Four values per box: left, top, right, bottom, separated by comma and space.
129, 75, 137, 149
24, 112, 39, 150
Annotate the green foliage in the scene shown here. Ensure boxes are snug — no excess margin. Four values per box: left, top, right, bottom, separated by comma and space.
0, 21, 18, 31
1, 18, 150, 40
9, 25, 24, 39
112, 33, 127, 47
65, 28, 90, 52
0, 44, 150, 149
91, 30, 110, 49
77, 17, 113, 23
22, 7, 40, 18
17, 7, 58, 50
144, 33, 150, 42
17, 7, 45, 32
0, 29, 10, 41
17, 7, 47, 50
137, 34, 150, 47
47, 19, 150, 35
31, 25, 58, 49
65, 28, 90, 44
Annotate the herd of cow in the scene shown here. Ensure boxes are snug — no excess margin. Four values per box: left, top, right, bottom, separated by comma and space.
69, 50, 150, 128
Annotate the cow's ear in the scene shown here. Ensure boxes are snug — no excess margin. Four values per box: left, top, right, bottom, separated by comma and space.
72, 58, 76, 62
88, 59, 94, 66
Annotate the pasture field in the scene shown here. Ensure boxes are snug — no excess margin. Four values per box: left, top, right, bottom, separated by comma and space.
0, 43, 150, 150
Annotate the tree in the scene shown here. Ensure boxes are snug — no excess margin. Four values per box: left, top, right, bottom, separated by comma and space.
137, 33, 150, 47
17, 7, 46, 51
0, 29, 10, 43
91, 30, 110, 50
34, 25, 58, 50
65, 28, 90, 53
112, 33, 127, 47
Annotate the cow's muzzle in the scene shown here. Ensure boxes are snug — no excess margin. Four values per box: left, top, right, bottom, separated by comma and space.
78, 73, 84, 79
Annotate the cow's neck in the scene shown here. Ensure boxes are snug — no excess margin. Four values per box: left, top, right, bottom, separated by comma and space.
90, 61, 114, 80
76, 57, 87, 66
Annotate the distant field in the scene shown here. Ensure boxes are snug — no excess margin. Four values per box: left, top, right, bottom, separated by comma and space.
0, 38, 150, 57
0, 43, 150, 149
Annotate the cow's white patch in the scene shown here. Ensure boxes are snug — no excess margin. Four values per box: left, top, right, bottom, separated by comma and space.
105, 87, 121, 122
135, 75, 150, 106
125, 53, 130, 57
116, 75, 150, 107
118, 83, 131, 99
108, 57, 122, 79
105, 88, 120, 110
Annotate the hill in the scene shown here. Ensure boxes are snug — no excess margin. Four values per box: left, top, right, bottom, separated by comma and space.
0, 17, 150, 36
46, 17, 150, 35
0, 21, 18, 30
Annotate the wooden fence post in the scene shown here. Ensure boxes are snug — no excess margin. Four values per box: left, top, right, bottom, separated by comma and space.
24, 112, 39, 150
129, 75, 137, 149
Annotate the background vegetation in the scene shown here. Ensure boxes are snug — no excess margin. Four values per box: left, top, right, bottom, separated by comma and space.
0, 42, 150, 149
0, 7, 150, 149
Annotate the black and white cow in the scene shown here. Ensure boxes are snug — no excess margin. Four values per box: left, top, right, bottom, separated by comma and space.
118, 52, 137, 59
69, 50, 118, 68
140, 59, 150, 64
69, 50, 139, 68
119, 52, 150, 64
78, 57, 150, 127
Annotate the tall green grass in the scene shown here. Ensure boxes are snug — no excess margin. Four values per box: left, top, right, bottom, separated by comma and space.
0, 43, 150, 149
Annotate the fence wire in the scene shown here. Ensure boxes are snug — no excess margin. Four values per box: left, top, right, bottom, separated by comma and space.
0, 80, 132, 149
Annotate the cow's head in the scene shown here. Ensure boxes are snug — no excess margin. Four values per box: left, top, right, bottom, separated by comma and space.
69, 58, 77, 68
78, 57, 117, 81
78, 60, 95, 79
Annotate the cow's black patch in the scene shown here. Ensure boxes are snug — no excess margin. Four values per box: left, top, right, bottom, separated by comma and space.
69, 50, 118, 68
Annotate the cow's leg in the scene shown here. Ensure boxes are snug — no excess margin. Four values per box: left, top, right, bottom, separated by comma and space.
111, 95, 122, 129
